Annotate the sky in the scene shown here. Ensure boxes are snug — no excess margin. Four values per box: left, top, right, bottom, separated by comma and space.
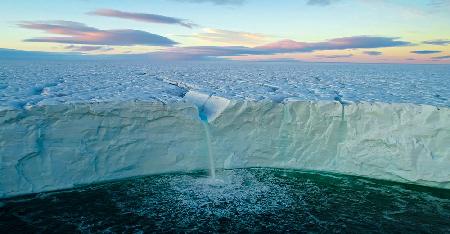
1, 0, 450, 63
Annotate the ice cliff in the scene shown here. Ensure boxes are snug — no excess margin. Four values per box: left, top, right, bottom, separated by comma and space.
1, 99, 449, 198
1, 61, 450, 197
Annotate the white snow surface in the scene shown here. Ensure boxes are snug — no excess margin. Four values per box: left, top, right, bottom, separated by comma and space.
1, 61, 449, 109
1, 61, 450, 197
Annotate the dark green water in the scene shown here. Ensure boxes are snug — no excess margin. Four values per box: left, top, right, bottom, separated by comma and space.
1, 168, 450, 233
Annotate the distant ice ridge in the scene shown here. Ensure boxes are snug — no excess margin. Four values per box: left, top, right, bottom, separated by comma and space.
1, 95, 449, 198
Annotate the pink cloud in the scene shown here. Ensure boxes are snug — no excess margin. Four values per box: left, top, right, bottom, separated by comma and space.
257, 36, 411, 53
64, 45, 113, 52
88, 9, 197, 28
257, 40, 307, 50
315, 54, 353, 58
145, 36, 411, 60
19, 21, 177, 46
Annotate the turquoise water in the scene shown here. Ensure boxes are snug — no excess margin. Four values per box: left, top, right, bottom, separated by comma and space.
1, 168, 450, 233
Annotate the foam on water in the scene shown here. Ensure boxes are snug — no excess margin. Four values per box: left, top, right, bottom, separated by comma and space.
1, 168, 450, 233
111, 169, 293, 223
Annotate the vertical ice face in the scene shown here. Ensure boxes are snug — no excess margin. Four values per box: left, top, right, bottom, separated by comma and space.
0, 102, 209, 198
1, 100, 450, 198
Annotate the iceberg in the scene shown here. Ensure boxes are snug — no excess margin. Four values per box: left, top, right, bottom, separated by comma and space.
1, 98, 449, 198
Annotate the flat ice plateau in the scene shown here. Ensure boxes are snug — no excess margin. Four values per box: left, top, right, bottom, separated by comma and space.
1, 61, 449, 197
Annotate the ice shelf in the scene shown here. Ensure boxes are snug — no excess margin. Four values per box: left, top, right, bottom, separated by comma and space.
1, 61, 449, 111
1, 99, 449, 198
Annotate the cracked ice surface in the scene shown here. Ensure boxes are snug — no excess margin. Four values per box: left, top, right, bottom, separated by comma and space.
1, 60, 450, 198
1, 61, 449, 110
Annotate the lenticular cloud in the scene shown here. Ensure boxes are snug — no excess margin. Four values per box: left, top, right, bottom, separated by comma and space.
19, 20, 177, 46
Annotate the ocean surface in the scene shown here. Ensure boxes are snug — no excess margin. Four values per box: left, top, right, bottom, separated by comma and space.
1, 61, 449, 109
1, 168, 450, 233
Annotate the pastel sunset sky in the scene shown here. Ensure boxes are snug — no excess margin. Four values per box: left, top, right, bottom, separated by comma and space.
1, 0, 450, 63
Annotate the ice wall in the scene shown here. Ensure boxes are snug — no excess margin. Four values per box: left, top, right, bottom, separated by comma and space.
213, 101, 450, 188
0, 102, 209, 198
1, 100, 450, 198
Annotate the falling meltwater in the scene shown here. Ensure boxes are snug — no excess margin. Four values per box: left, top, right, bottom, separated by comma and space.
199, 107, 216, 179
202, 121, 216, 179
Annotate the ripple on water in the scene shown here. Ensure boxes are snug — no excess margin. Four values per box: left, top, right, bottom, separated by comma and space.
1, 168, 450, 233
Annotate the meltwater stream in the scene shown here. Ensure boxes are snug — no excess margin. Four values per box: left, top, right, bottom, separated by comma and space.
193, 91, 224, 180
1, 168, 450, 233
202, 121, 216, 179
